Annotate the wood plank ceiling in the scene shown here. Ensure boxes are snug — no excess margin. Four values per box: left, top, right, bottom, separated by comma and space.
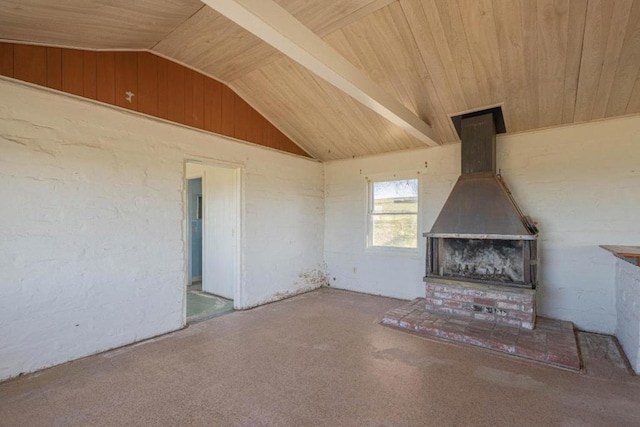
1, 0, 640, 161
0, 0, 204, 49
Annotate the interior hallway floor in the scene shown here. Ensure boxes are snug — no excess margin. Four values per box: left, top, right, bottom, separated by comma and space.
1, 288, 639, 426
186, 281, 234, 324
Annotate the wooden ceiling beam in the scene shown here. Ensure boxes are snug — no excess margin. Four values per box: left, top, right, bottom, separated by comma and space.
200, 0, 440, 146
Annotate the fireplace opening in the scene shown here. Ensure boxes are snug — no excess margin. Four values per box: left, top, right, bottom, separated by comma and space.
440, 238, 523, 283
426, 236, 537, 289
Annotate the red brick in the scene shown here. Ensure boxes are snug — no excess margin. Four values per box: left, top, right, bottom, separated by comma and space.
398, 319, 415, 329
521, 304, 534, 313
507, 294, 533, 303
546, 353, 580, 370
451, 309, 473, 318
531, 333, 547, 343
496, 301, 521, 310
484, 292, 509, 301
538, 327, 567, 342
434, 306, 453, 315
433, 291, 452, 299
382, 318, 399, 326
431, 319, 446, 328
500, 333, 519, 347
515, 344, 547, 360
474, 313, 496, 322
495, 317, 521, 327
489, 329, 505, 341
509, 311, 534, 321
425, 297, 443, 306
417, 324, 438, 335
521, 321, 534, 330
443, 300, 463, 308
536, 321, 562, 332
469, 320, 495, 331
463, 289, 486, 297
474, 297, 495, 306
437, 330, 465, 341
419, 317, 435, 326
411, 299, 425, 307
486, 339, 517, 353
449, 293, 474, 302
425, 283, 447, 292
463, 335, 489, 347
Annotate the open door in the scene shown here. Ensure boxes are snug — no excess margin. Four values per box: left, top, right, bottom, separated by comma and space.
201, 166, 238, 300
185, 162, 240, 302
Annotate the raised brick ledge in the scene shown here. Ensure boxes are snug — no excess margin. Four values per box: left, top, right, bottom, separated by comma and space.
382, 298, 580, 371
425, 279, 536, 329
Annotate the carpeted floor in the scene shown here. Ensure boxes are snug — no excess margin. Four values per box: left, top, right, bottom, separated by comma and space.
1, 288, 638, 426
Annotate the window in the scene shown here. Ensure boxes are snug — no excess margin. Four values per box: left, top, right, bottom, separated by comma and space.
367, 178, 419, 249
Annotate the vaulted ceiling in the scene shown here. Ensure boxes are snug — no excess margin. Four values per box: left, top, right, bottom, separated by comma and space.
1, 0, 640, 161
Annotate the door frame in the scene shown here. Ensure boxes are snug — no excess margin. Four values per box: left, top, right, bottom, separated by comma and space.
184, 158, 244, 323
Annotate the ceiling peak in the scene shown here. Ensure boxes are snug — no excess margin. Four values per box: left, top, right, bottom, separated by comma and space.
201, 0, 440, 147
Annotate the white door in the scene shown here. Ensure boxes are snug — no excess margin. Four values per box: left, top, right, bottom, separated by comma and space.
201, 165, 238, 300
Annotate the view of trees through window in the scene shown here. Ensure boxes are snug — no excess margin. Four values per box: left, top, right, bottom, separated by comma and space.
370, 179, 418, 248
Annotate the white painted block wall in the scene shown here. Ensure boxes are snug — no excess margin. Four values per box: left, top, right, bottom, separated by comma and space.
325, 116, 640, 334
615, 259, 640, 373
0, 79, 325, 381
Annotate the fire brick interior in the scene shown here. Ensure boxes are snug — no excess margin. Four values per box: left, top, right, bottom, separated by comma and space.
1, 1, 640, 425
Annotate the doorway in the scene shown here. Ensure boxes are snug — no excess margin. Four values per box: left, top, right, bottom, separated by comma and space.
187, 177, 203, 286
185, 161, 241, 324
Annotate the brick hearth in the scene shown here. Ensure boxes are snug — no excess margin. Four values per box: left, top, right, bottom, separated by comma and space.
382, 298, 581, 371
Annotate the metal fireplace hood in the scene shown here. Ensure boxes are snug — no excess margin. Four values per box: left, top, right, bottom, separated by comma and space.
428, 108, 537, 240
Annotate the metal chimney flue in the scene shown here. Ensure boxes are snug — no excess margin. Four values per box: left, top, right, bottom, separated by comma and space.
461, 113, 496, 175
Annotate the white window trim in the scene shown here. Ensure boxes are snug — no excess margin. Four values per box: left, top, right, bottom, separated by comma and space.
364, 171, 422, 256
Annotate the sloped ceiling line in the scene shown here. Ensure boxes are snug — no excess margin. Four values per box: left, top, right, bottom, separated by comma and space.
149, 4, 207, 51
219, 0, 398, 82
201, 0, 440, 147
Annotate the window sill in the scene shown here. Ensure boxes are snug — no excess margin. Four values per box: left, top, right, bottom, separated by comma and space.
365, 246, 421, 257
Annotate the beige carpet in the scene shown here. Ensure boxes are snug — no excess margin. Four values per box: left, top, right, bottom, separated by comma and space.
1, 288, 639, 426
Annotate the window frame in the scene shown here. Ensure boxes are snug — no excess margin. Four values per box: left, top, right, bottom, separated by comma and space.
365, 173, 421, 254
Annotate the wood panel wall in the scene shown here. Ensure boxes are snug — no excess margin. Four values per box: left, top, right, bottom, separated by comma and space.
0, 42, 310, 158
